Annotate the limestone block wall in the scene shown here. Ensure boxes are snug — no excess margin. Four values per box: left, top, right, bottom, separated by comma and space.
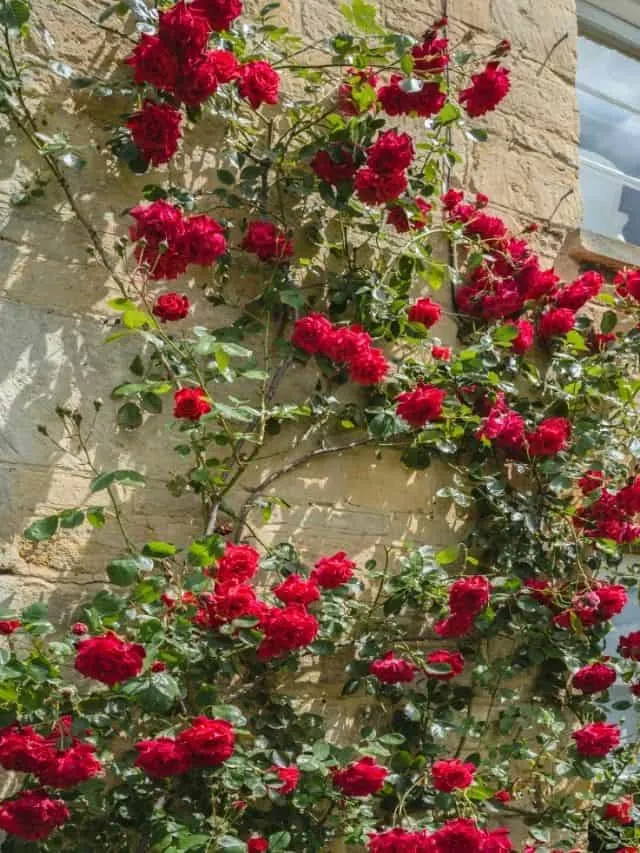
0, 0, 580, 622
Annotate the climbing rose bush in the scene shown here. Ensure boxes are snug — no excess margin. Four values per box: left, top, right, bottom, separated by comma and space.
2, 1, 640, 852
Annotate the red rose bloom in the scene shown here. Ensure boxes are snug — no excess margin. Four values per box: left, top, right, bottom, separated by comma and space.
425, 649, 464, 679
74, 631, 145, 686
579, 469, 605, 494
324, 325, 372, 363
257, 604, 319, 660
190, 0, 242, 31
464, 212, 508, 243
572, 722, 620, 757
38, 742, 102, 788
619, 631, 640, 660
312, 551, 355, 588
604, 796, 633, 824
378, 74, 445, 118
387, 198, 431, 233
368, 828, 432, 852
71, 621, 88, 635
173, 387, 212, 420
396, 384, 446, 426
216, 543, 259, 584
538, 307, 575, 339
526, 417, 571, 457
483, 828, 512, 853
125, 34, 179, 91
369, 651, 417, 684
311, 148, 357, 185
408, 297, 441, 328
432, 758, 476, 792
238, 60, 280, 108
432, 819, 486, 853
459, 62, 510, 117
271, 764, 300, 794
572, 663, 616, 694
274, 574, 320, 605
354, 167, 407, 205
176, 55, 219, 105
194, 582, 266, 630
135, 737, 192, 777
337, 68, 378, 115
0, 725, 55, 773
178, 214, 227, 265
449, 575, 491, 616
554, 271, 603, 310
434, 612, 475, 638
590, 331, 616, 351
347, 347, 390, 385
126, 100, 182, 167
208, 49, 240, 83
153, 292, 190, 322
177, 716, 235, 766
332, 756, 388, 796
0, 790, 70, 842
594, 583, 627, 619
0, 619, 20, 635
291, 313, 334, 355
477, 402, 526, 455
158, 1, 211, 60
412, 36, 449, 74
367, 130, 414, 175
494, 790, 511, 803
129, 199, 187, 281
151, 661, 167, 672
508, 319, 534, 354
248, 837, 269, 853
242, 220, 293, 262
615, 268, 640, 300
432, 346, 452, 361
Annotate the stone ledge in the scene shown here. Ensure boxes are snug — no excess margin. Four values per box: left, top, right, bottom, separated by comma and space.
566, 228, 640, 270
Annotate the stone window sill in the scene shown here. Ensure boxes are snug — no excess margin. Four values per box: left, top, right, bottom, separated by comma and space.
566, 228, 640, 270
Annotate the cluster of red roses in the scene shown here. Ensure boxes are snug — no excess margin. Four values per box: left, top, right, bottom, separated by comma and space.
433, 575, 491, 638
134, 714, 235, 777
292, 313, 390, 386
124, 0, 280, 165
575, 470, 640, 544
477, 393, 572, 459
369, 648, 464, 684
604, 795, 634, 826
368, 818, 512, 853
352, 129, 415, 207
525, 578, 628, 632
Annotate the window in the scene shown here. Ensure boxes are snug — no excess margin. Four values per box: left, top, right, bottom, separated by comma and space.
577, 1, 640, 244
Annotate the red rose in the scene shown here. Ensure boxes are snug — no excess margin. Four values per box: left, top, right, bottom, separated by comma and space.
464, 212, 508, 244
126, 100, 182, 167
579, 469, 605, 494
135, 737, 192, 777
312, 551, 355, 588
257, 604, 319, 660
434, 612, 475, 638
387, 198, 431, 233
538, 307, 575, 339
158, 1, 211, 61
238, 60, 280, 108
354, 167, 407, 205
177, 716, 235, 766
477, 402, 526, 455
484, 828, 513, 853
216, 543, 259, 584
412, 35, 449, 74
449, 575, 491, 616
442, 189, 465, 209
378, 74, 445, 118
311, 149, 357, 185
173, 387, 212, 420
408, 297, 441, 328
324, 325, 372, 363
74, 631, 145, 686
619, 631, 640, 660
494, 790, 511, 803
176, 55, 219, 105
125, 34, 179, 91
459, 62, 510, 117
153, 292, 190, 322
208, 49, 240, 83
554, 272, 603, 310
432, 819, 486, 853
616, 477, 640, 514
508, 319, 534, 354
38, 742, 102, 788
572, 721, 620, 757
0, 790, 69, 842
369, 651, 417, 684
432, 345, 452, 361
190, 0, 241, 31
0, 725, 55, 773
526, 417, 571, 457
195, 582, 267, 630
242, 221, 293, 262
615, 268, 640, 300
347, 347, 390, 385
425, 649, 464, 679
432, 758, 476, 792
0, 619, 20, 635
589, 331, 616, 351
271, 764, 300, 794
274, 574, 320, 605
604, 796, 633, 825
178, 214, 227, 265
572, 663, 616, 694
396, 384, 446, 427
368, 828, 432, 851
337, 68, 378, 115
151, 661, 167, 672
71, 621, 88, 635
129, 199, 187, 281
594, 583, 627, 619
367, 130, 414, 175
291, 313, 334, 355
332, 756, 388, 797
248, 837, 269, 853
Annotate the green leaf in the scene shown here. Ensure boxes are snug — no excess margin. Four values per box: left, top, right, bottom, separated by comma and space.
141, 392, 163, 414
436, 103, 462, 126
566, 330, 588, 351
90, 470, 145, 493
436, 545, 460, 565
217, 169, 235, 185
24, 515, 59, 541
468, 126, 489, 142
135, 672, 181, 713
218, 837, 247, 852
268, 832, 291, 852
279, 289, 306, 309
59, 509, 85, 529
142, 541, 177, 558
493, 325, 519, 343
107, 558, 141, 586
340, 0, 383, 34
601, 310, 618, 334
117, 402, 143, 429
123, 308, 154, 329
0, 0, 30, 29
86, 507, 106, 528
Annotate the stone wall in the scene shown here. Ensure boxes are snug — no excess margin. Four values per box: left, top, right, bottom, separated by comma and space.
0, 0, 580, 621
